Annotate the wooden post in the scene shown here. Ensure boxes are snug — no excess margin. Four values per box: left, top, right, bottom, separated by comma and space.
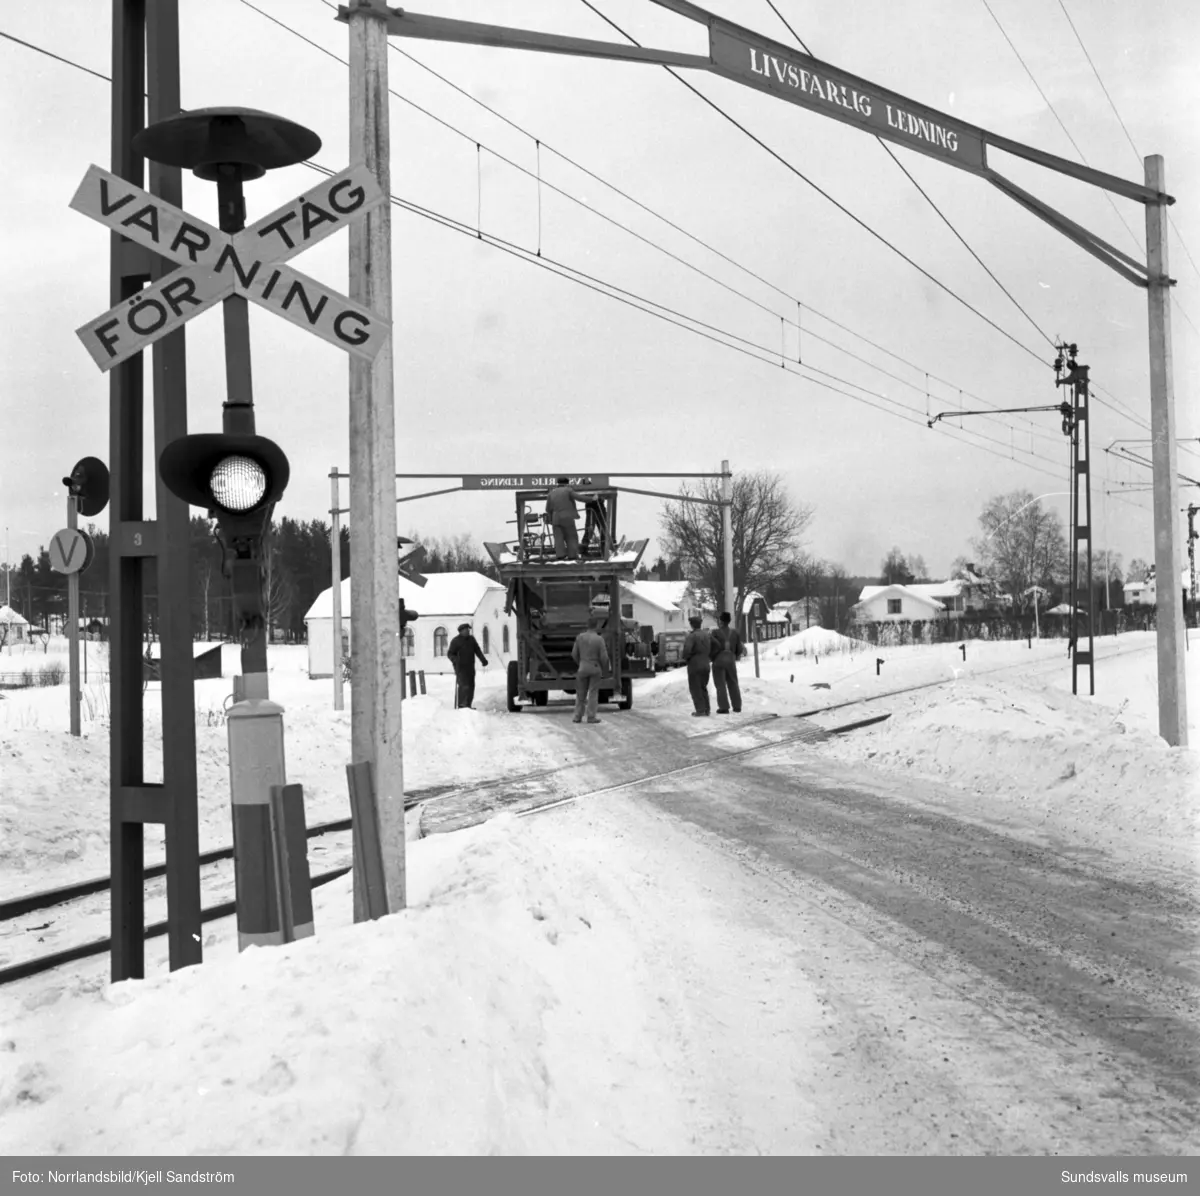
346, 761, 388, 920
752, 608, 760, 678
1145, 155, 1188, 747
720, 458, 734, 619
66, 496, 81, 737
348, 0, 405, 918
330, 467, 344, 711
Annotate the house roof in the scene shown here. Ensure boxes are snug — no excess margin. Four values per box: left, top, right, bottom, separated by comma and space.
621, 579, 690, 612
854, 584, 946, 612
0, 604, 29, 625
304, 572, 504, 622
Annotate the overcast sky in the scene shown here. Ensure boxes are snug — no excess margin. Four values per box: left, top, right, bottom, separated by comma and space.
2, 0, 1197, 583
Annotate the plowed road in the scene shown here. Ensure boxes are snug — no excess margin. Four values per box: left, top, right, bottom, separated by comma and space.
427, 702, 1199, 1154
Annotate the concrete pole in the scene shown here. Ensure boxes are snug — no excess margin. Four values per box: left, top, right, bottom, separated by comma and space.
1144, 155, 1188, 747
67, 496, 81, 737
720, 459, 734, 620
349, 0, 406, 916
331, 467, 344, 712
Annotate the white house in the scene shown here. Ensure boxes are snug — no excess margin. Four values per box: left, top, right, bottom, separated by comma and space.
852, 584, 946, 623
1123, 576, 1156, 606
0, 604, 30, 646
618, 580, 696, 636
303, 572, 517, 678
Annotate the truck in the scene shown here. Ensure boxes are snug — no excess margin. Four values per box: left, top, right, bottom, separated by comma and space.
484, 485, 654, 712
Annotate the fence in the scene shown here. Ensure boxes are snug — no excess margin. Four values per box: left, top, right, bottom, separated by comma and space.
847, 607, 1195, 648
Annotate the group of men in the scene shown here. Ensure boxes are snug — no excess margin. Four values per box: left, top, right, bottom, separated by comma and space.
447, 607, 748, 722
679, 611, 747, 716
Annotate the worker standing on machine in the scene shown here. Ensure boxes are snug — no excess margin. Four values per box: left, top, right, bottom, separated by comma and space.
545, 477, 594, 561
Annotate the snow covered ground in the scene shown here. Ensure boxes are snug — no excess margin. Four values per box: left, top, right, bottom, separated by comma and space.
0, 628, 1195, 1154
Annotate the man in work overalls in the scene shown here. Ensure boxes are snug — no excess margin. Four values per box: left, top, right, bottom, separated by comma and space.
447, 622, 488, 709
681, 614, 713, 717
571, 616, 611, 723
710, 610, 746, 714
545, 477, 593, 561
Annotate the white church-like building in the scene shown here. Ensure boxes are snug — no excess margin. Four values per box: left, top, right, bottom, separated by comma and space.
303, 571, 517, 679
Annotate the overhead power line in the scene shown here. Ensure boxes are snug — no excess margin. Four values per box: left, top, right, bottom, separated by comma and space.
763, 1, 1057, 354
0, 19, 1155, 514
1055, 0, 1200, 287
575, 0, 1053, 369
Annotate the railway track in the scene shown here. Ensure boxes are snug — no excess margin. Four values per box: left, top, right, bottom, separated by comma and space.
1, 636, 1153, 987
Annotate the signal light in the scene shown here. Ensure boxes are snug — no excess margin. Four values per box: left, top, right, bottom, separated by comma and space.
159, 432, 289, 642
63, 456, 110, 517
399, 598, 420, 629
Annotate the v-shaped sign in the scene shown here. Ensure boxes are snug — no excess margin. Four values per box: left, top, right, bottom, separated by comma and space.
70, 163, 392, 370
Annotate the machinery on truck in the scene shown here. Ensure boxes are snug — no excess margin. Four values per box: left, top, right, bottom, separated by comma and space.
484, 484, 654, 712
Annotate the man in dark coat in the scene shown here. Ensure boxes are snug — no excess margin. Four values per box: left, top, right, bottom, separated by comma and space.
447, 622, 488, 709
681, 614, 713, 717
710, 610, 746, 714
545, 477, 594, 561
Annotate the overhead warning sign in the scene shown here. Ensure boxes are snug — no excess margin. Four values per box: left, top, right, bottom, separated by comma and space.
70, 163, 391, 370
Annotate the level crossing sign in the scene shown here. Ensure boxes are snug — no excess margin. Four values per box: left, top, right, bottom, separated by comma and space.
70, 163, 391, 370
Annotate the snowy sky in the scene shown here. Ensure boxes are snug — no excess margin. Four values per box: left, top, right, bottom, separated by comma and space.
1, 0, 1198, 579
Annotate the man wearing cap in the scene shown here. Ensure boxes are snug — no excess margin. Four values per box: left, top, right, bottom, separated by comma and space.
709, 611, 746, 714
447, 622, 488, 709
681, 614, 713, 717
545, 477, 593, 561
571, 616, 611, 724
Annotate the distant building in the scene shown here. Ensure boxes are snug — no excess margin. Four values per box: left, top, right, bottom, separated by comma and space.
852, 584, 946, 623
0, 604, 30, 645
618, 580, 697, 637
304, 572, 516, 678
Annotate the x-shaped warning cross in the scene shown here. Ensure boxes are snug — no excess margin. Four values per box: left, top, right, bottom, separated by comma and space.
70, 162, 391, 370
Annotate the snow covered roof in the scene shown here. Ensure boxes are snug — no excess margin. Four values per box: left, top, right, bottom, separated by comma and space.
621, 580, 690, 612
304, 572, 503, 622
0, 604, 29, 625
854, 584, 945, 612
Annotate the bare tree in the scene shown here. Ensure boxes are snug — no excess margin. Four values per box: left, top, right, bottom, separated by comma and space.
659, 470, 814, 618
262, 543, 295, 644
972, 490, 1068, 604
196, 556, 214, 642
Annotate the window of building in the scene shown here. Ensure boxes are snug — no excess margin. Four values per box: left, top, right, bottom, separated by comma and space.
433, 626, 448, 656
502, 625, 510, 653
621, 603, 633, 618
887, 598, 902, 615
482, 625, 490, 653
401, 628, 415, 658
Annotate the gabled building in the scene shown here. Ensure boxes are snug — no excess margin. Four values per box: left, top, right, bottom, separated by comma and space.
618, 579, 697, 636
304, 572, 516, 678
851, 584, 946, 623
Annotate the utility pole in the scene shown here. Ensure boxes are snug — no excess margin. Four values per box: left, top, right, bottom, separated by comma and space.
721, 459, 734, 620
1145, 155, 1188, 747
347, 0, 406, 917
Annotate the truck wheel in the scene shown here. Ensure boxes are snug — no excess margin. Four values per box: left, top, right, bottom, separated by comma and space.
506, 660, 521, 713
533, 690, 548, 707
617, 678, 633, 711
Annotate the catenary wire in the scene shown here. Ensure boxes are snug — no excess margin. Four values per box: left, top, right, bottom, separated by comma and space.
248, 0, 1066, 449
0, 22, 1152, 512
574, 0, 1053, 368
1055, 0, 1200, 287
764, 1, 1058, 354
580, 1, 1163, 441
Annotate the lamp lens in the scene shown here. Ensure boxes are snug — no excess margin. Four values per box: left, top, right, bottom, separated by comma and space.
210, 455, 267, 512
